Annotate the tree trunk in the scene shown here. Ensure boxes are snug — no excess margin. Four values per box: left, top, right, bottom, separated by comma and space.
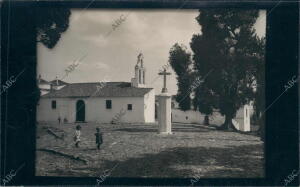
258, 115, 265, 141
204, 115, 209, 125
217, 114, 236, 131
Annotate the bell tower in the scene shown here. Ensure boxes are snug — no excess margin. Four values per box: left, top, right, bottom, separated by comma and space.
131, 53, 146, 87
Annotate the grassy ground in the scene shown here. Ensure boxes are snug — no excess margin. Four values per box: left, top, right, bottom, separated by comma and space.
35, 122, 264, 178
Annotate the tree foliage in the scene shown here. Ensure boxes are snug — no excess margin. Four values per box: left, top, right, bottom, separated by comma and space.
169, 43, 192, 111
189, 9, 265, 130
36, 8, 71, 49
252, 37, 265, 137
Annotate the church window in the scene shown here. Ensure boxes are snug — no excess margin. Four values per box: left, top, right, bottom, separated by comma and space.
127, 104, 132, 110
51, 100, 56, 109
106, 100, 112, 109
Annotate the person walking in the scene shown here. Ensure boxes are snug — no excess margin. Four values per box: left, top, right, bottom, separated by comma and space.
95, 128, 103, 150
74, 125, 81, 148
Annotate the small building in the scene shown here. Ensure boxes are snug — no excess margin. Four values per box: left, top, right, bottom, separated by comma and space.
37, 75, 69, 95
37, 53, 155, 124
37, 75, 51, 96
49, 77, 68, 91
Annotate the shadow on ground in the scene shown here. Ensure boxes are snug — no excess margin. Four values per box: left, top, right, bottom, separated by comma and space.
113, 123, 211, 133
98, 144, 264, 178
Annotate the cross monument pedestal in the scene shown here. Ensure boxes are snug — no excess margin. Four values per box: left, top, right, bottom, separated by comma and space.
157, 68, 172, 134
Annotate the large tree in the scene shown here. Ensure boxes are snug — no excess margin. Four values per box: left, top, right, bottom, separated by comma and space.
252, 37, 265, 138
169, 43, 192, 111
192, 81, 217, 125
190, 9, 265, 130
36, 8, 71, 49
1, 5, 71, 172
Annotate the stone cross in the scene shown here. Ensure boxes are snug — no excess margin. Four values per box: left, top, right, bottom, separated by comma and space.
158, 68, 171, 93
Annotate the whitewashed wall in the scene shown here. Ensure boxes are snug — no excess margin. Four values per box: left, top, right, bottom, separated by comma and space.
39, 84, 50, 90
172, 109, 225, 125
144, 89, 155, 123
209, 111, 225, 126
37, 96, 149, 123
171, 109, 205, 124
172, 105, 254, 129
86, 97, 145, 123
40, 90, 49, 96
232, 104, 254, 131
37, 98, 73, 122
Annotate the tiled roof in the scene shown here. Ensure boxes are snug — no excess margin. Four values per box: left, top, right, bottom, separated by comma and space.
42, 82, 153, 98
39, 79, 50, 84
50, 79, 69, 86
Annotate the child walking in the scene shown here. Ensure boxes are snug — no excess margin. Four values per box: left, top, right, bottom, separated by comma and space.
74, 125, 81, 148
95, 128, 103, 150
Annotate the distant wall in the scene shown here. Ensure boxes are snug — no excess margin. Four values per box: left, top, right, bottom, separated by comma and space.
171, 105, 253, 127
172, 109, 226, 126
171, 109, 204, 124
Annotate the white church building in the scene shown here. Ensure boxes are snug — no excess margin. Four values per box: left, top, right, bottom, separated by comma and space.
37, 54, 155, 124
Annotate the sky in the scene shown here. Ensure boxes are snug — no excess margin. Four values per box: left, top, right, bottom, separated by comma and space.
38, 9, 266, 95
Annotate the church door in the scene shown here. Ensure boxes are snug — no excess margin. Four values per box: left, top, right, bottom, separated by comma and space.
76, 100, 85, 122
